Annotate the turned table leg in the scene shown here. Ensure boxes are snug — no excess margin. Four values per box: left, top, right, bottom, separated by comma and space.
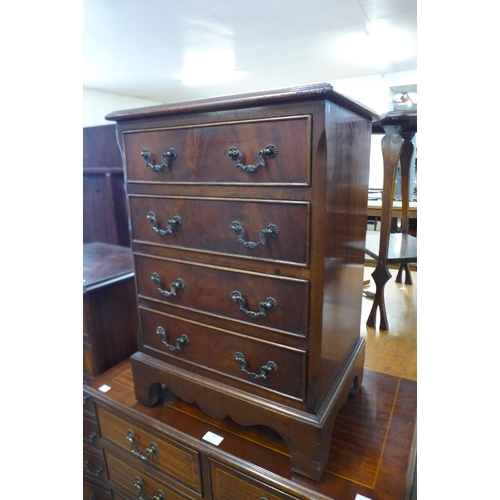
396, 263, 413, 285
366, 263, 392, 330
366, 124, 404, 330
395, 129, 415, 287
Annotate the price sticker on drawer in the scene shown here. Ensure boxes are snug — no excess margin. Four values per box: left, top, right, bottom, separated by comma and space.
202, 431, 224, 446
98, 384, 112, 393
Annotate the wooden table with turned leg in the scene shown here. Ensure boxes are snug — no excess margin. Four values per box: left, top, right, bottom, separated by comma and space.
365, 112, 417, 330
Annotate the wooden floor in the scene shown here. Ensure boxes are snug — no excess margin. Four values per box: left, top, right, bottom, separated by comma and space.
361, 265, 417, 381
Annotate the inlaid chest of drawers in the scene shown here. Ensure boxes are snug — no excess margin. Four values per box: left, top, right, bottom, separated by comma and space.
106, 83, 378, 480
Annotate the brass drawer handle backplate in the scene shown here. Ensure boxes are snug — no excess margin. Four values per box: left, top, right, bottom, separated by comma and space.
231, 221, 279, 249
156, 326, 189, 351
126, 429, 158, 462
83, 461, 104, 478
151, 273, 184, 298
147, 211, 182, 236
83, 431, 97, 443
228, 144, 277, 173
234, 351, 278, 380
141, 148, 177, 172
134, 476, 165, 500
231, 290, 277, 319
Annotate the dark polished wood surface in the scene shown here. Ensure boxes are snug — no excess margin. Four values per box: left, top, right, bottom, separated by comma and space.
365, 231, 417, 263
87, 360, 416, 500
83, 243, 139, 382
83, 242, 135, 291
83, 124, 123, 169
106, 82, 379, 122
83, 124, 130, 247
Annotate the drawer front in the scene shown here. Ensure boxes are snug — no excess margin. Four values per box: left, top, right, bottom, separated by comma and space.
83, 480, 111, 500
129, 196, 310, 266
97, 407, 202, 494
140, 307, 306, 400
83, 392, 96, 416
106, 449, 194, 500
84, 415, 102, 452
83, 450, 107, 486
210, 460, 299, 500
135, 255, 309, 337
123, 115, 311, 185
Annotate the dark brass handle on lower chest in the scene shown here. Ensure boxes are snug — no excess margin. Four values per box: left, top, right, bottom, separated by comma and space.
234, 351, 277, 380
228, 144, 277, 172
156, 327, 189, 351
126, 429, 158, 461
231, 221, 279, 249
147, 211, 182, 236
141, 148, 177, 172
231, 291, 277, 319
151, 273, 184, 297
134, 476, 165, 500
83, 461, 104, 478
83, 431, 97, 443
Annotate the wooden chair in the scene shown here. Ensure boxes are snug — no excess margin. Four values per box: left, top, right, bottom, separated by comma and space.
365, 112, 417, 330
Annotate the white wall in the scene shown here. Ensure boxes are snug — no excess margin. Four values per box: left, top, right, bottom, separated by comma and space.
83, 88, 163, 127
330, 70, 417, 116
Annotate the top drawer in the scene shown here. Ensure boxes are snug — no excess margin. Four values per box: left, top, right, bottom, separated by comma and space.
122, 115, 311, 186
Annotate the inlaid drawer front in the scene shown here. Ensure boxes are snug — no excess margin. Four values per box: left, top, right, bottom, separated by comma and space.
83, 480, 111, 500
106, 450, 190, 500
123, 115, 311, 185
135, 255, 309, 337
140, 307, 306, 400
129, 196, 310, 266
83, 450, 107, 485
97, 407, 202, 495
210, 460, 299, 500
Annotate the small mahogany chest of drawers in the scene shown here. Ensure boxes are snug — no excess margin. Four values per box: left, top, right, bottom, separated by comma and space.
106, 83, 378, 480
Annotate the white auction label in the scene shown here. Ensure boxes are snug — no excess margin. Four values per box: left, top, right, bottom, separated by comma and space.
98, 384, 112, 393
202, 431, 224, 446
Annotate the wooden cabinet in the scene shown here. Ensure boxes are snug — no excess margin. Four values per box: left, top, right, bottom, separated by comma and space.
83, 391, 111, 498
83, 124, 130, 247
83, 242, 139, 382
106, 83, 378, 480
84, 360, 417, 500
